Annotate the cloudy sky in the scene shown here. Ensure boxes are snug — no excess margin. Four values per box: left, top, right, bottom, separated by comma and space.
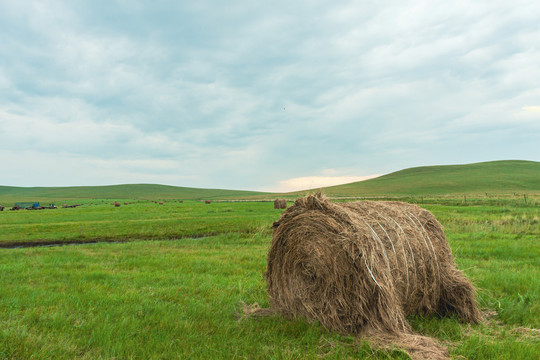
1, 1, 539, 192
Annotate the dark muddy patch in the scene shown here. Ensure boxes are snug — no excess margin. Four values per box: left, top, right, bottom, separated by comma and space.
0, 239, 122, 249
0, 233, 225, 249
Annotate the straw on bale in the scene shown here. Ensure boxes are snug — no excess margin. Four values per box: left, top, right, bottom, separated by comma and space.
265, 193, 480, 359
274, 199, 287, 209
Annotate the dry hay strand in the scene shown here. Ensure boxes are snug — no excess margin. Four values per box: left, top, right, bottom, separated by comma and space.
237, 302, 275, 321
265, 193, 481, 360
274, 199, 287, 209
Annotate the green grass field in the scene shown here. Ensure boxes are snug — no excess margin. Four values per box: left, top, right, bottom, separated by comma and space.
0, 197, 539, 359
1, 161, 539, 359
0, 200, 281, 247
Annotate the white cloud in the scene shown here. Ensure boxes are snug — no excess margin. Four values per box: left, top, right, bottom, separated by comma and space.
0, 149, 197, 187
1, 1, 539, 189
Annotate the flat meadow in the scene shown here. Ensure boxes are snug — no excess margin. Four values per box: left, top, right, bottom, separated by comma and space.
0, 197, 538, 359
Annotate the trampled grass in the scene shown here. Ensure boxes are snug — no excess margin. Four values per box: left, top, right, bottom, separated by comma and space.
0, 199, 539, 359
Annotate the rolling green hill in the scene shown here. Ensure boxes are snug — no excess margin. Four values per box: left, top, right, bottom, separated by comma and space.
317, 160, 540, 197
0, 184, 267, 203
1, 160, 538, 203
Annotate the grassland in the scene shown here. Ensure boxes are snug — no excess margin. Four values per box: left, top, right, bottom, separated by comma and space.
0, 200, 281, 247
1, 161, 539, 358
0, 196, 539, 359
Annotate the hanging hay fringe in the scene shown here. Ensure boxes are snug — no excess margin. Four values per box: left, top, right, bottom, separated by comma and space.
260, 193, 480, 360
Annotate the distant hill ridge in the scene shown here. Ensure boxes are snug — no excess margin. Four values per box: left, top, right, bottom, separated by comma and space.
318, 160, 540, 196
0, 184, 267, 202
0, 160, 538, 202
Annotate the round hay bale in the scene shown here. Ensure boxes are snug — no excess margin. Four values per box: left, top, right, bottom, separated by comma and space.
205, 200, 211, 204
266, 193, 480, 359
274, 199, 287, 209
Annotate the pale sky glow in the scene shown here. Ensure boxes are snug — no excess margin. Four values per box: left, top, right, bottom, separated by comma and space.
1, 1, 539, 192
270, 174, 383, 193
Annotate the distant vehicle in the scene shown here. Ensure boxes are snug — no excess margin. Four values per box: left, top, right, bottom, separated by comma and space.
10, 202, 58, 210
11, 202, 38, 210
27, 203, 42, 210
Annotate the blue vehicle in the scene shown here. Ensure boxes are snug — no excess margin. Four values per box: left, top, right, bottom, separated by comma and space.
10, 202, 56, 210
